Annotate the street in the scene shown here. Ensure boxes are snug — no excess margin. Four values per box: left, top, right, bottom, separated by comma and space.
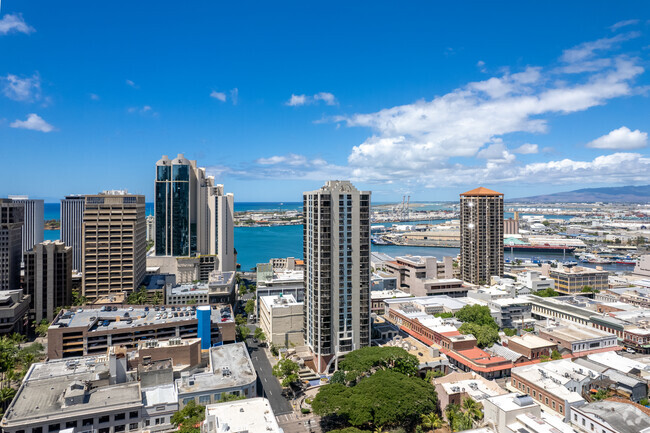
247, 334, 293, 415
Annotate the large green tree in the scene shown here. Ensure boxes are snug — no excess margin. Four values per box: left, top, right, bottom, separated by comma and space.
244, 299, 256, 316
458, 323, 500, 348
312, 370, 437, 431
171, 400, 205, 433
455, 305, 498, 329
272, 358, 300, 388
338, 346, 419, 383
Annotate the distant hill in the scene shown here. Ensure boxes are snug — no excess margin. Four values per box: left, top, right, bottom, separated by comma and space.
512, 185, 650, 203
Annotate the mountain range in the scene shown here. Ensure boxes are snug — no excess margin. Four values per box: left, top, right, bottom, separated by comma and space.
512, 185, 650, 203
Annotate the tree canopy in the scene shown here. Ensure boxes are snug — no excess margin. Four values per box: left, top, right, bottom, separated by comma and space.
455, 305, 498, 329
312, 370, 438, 430
272, 358, 300, 387
244, 299, 256, 315
458, 323, 500, 348
171, 400, 205, 433
338, 346, 419, 383
534, 288, 559, 297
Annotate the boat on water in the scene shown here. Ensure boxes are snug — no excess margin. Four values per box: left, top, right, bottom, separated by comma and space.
504, 244, 576, 253
371, 236, 392, 245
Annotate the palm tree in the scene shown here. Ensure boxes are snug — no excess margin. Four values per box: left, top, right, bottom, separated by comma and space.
0, 387, 16, 411
421, 412, 443, 431
462, 397, 484, 421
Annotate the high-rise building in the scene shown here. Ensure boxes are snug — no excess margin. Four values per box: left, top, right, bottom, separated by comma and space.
61, 195, 85, 272
24, 240, 72, 323
303, 180, 371, 372
154, 154, 235, 271
8, 196, 44, 252
0, 199, 24, 290
82, 191, 146, 300
460, 187, 504, 285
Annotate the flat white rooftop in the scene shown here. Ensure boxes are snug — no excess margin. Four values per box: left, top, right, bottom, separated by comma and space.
204, 398, 281, 433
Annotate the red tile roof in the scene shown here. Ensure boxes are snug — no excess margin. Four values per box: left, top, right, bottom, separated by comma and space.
460, 187, 503, 197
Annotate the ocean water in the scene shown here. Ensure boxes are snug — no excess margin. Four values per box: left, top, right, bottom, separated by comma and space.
41, 202, 633, 272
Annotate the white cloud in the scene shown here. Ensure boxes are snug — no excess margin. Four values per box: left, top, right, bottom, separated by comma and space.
2, 73, 41, 102
209, 153, 348, 181
210, 91, 226, 102
230, 88, 239, 105
477, 60, 487, 73
127, 105, 157, 116
10, 113, 54, 132
286, 92, 338, 106
513, 143, 539, 154
0, 13, 34, 35
586, 126, 648, 149
89, 93, 100, 101
560, 32, 639, 64
610, 19, 640, 31
126, 79, 138, 88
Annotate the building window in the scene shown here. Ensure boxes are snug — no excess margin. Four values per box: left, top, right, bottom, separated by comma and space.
33, 428, 43, 433
214, 393, 221, 401
545, 397, 549, 405
552, 401, 555, 409
82, 418, 93, 426
574, 414, 577, 421
129, 411, 139, 419
145, 420, 150, 427
115, 413, 126, 421
129, 423, 139, 430
199, 395, 211, 405
183, 397, 195, 405
99, 429, 110, 433
48, 424, 60, 433
99, 416, 109, 424
115, 425, 125, 433
65, 421, 78, 428
559, 405, 563, 414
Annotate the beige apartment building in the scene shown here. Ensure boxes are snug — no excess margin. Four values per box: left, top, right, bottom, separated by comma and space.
82, 191, 146, 301
24, 240, 72, 323
460, 187, 504, 285
547, 265, 609, 295
259, 294, 303, 347
384, 255, 466, 297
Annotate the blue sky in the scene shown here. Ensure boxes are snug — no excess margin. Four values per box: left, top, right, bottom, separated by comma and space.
1, 1, 649, 202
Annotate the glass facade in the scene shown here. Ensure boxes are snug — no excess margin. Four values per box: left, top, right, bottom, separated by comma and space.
155, 160, 191, 257
172, 178, 189, 256
154, 182, 169, 255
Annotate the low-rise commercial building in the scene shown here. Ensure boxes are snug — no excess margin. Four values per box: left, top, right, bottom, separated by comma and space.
434, 371, 508, 415
176, 343, 256, 408
202, 398, 281, 433
255, 268, 304, 302
47, 305, 235, 359
511, 360, 598, 421
570, 399, 650, 433
538, 322, 618, 355
507, 334, 557, 360
488, 298, 534, 330
384, 255, 466, 297
166, 270, 236, 305
259, 294, 303, 347
483, 393, 540, 433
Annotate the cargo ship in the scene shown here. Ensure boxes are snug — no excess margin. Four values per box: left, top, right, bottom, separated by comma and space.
504, 244, 576, 253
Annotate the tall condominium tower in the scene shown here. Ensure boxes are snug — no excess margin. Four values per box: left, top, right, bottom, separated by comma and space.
61, 195, 85, 272
0, 200, 24, 290
82, 191, 146, 300
8, 196, 44, 252
460, 187, 504, 285
154, 154, 235, 271
303, 180, 371, 372
24, 240, 72, 322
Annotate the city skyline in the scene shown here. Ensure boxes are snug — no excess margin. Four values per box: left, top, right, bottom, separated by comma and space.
1, 2, 649, 202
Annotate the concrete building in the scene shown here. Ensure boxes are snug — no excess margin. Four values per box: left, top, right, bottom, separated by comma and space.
23, 240, 73, 323
154, 155, 235, 271
82, 191, 146, 301
259, 294, 303, 347
434, 371, 508, 415
202, 398, 281, 433
8, 195, 44, 252
383, 255, 464, 297
47, 304, 235, 359
483, 393, 540, 433
571, 400, 650, 433
145, 215, 155, 243
517, 270, 555, 292
506, 334, 557, 360
511, 360, 598, 421
488, 298, 534, 330
176, 343, 256, 408
548, 265, 609, 295
0, 289, 30, 334
503, 218, 519, 235
147, 254, 219, 284
537, 322, 618, 355
61, 195, 86, 272
460, 187, 504, 285
0, 199, 23, 290
303, 180, 371, 372
165, 270, 236, 305
256, 267, 305, 302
